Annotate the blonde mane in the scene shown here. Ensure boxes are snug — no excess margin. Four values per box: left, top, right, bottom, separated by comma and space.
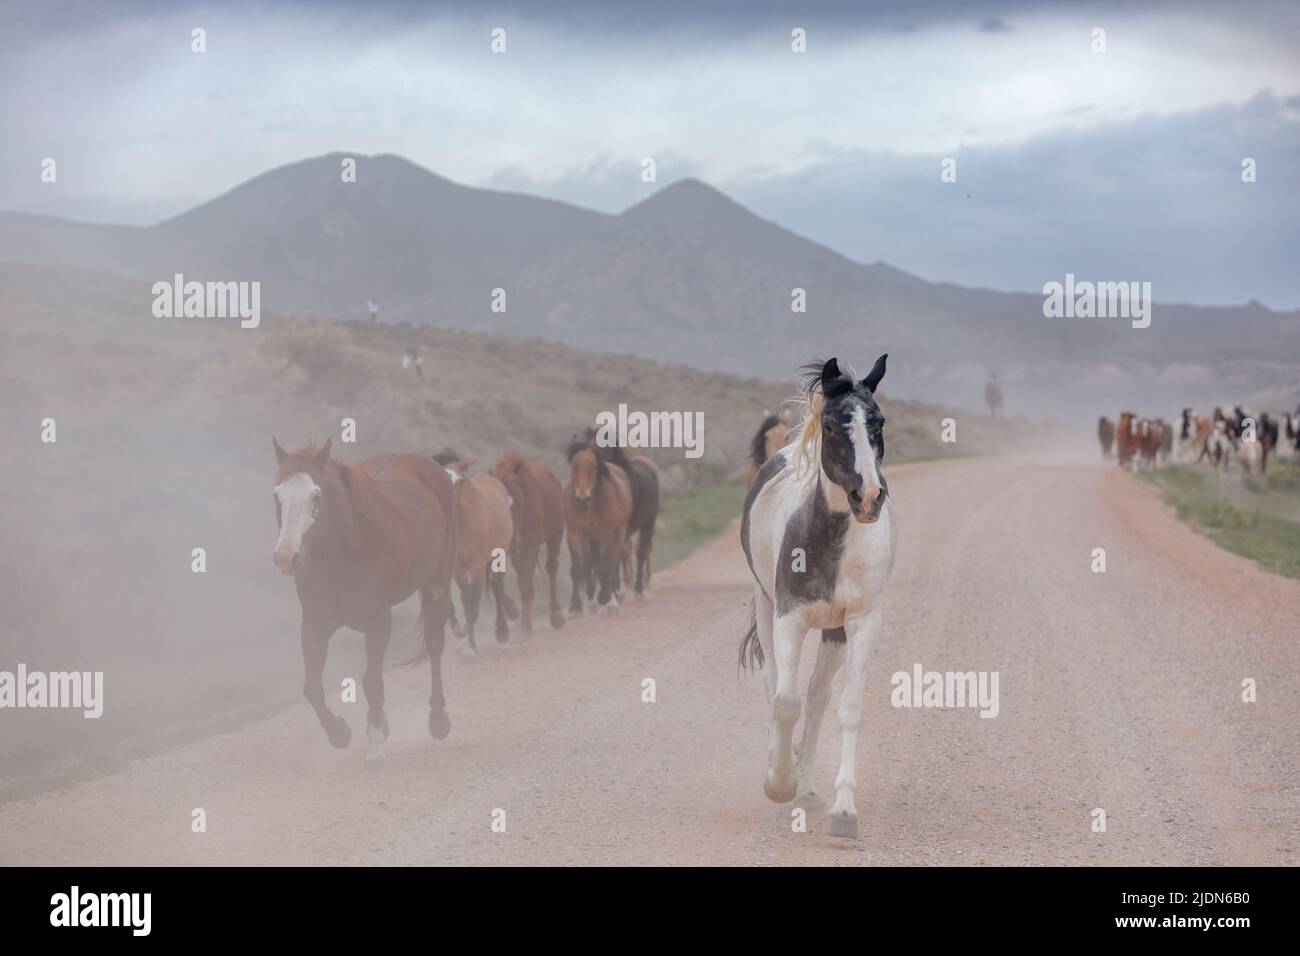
789, 379, 826, 478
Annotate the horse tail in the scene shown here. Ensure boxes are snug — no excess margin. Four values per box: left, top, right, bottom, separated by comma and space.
738, 596, 764, 672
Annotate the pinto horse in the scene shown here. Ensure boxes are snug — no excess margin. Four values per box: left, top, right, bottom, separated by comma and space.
564, 435, 632, 614
432, 450, 517, 656
272, 437, 457, 766
748, 410, 791, 485
740, 356, 896, 839
491, 452, 567, 635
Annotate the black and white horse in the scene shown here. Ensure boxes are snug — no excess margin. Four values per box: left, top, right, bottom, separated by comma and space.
739, 356, 896, 839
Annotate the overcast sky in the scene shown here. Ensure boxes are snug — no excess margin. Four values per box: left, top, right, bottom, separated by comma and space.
2, 0, 1298, 306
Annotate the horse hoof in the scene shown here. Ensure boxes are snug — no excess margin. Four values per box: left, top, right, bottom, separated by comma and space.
495, 623, 510, 643
763, 773, 797, 804
829, 811, 859, 839
428, 710, 451, 740
326, 718, 352, 750
549, 609, 565, 629
365, 753, 386, 770
459, 643, 478, 659
794, 788, 820, 809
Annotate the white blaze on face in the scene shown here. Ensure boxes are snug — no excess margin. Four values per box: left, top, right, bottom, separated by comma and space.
850, 406, 883, 500
273, 472, 321, 573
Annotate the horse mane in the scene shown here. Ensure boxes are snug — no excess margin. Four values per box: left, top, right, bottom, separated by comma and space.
790, 360, 835, 477
565, 436, 590, 461
279, 442, 375, 548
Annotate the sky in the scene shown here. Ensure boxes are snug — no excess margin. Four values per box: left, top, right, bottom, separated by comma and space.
2, 0, 1299, 307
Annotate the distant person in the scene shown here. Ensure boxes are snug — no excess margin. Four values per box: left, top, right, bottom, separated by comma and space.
985, 374, 1004, 417
402, 347, 424, 380
367, 299, 380, 323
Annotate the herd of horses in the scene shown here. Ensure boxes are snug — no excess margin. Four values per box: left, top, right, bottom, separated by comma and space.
270, 431, 659, 766
1098, 406, 1300, 475
268, 355, 898, 841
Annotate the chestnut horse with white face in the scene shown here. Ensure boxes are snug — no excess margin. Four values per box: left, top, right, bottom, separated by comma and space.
272, 437, 458, 766
739, 356, 896, 839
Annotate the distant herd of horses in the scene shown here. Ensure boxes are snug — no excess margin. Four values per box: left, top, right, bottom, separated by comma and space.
1097, 406, 1300, 475
269, 431, 660, 766
269, 354, 897, 840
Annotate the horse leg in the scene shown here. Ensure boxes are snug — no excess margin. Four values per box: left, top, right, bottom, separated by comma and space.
514, 543, 538, 636
301, 619, 349, 749
545, 533, 565, 629
460, 571, 486, 658
829, 606, 884, 839
795, 632, 846, 806
362, 609, 392, 767
636, 518, 656, 595
448, 573, 466, 640
621, 535, 633, 594
487, 561, 511, 643
763, 612, 807, 804
568, 538, 585, 616
421, 583, 453, 740
586, 541, 600, 601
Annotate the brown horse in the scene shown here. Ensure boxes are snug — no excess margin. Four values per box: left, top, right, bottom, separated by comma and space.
1097, 416, 1114, 460
272, 437, 457, 766
491, 452, 567, 635
565, 435, 632, 614
597, 442, 660, 596
433, 450, 517, 657
1116, 412, 1139, 468
747, 409, 790, 485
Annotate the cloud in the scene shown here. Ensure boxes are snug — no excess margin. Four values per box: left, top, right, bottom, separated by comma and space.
979, 17, 1015, 33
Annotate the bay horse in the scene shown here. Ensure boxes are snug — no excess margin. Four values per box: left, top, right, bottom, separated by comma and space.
1115, 411, 1139, 468
491, 452, 567, 635
1097, 416, 1114, 460
272, 437, 457, 766
600, 443, 660, 596
564, 435, 632, 614
432, 450, 517, 656
739, 355, 896, 839
747, 409, 791, 485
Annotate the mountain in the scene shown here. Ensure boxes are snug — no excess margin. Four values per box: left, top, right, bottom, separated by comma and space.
1, 152, 1296, 419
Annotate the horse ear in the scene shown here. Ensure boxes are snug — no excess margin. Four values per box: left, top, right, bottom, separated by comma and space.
314, 437, 332, 470
273, 436, 287, 465
820, 357, 843, 389
861, 354, 888, 393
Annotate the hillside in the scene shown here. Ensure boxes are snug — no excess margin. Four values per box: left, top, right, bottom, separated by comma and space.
2, 153, 1296, 421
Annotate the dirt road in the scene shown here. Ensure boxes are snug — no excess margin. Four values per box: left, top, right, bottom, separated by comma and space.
2, 451, 1295, 865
